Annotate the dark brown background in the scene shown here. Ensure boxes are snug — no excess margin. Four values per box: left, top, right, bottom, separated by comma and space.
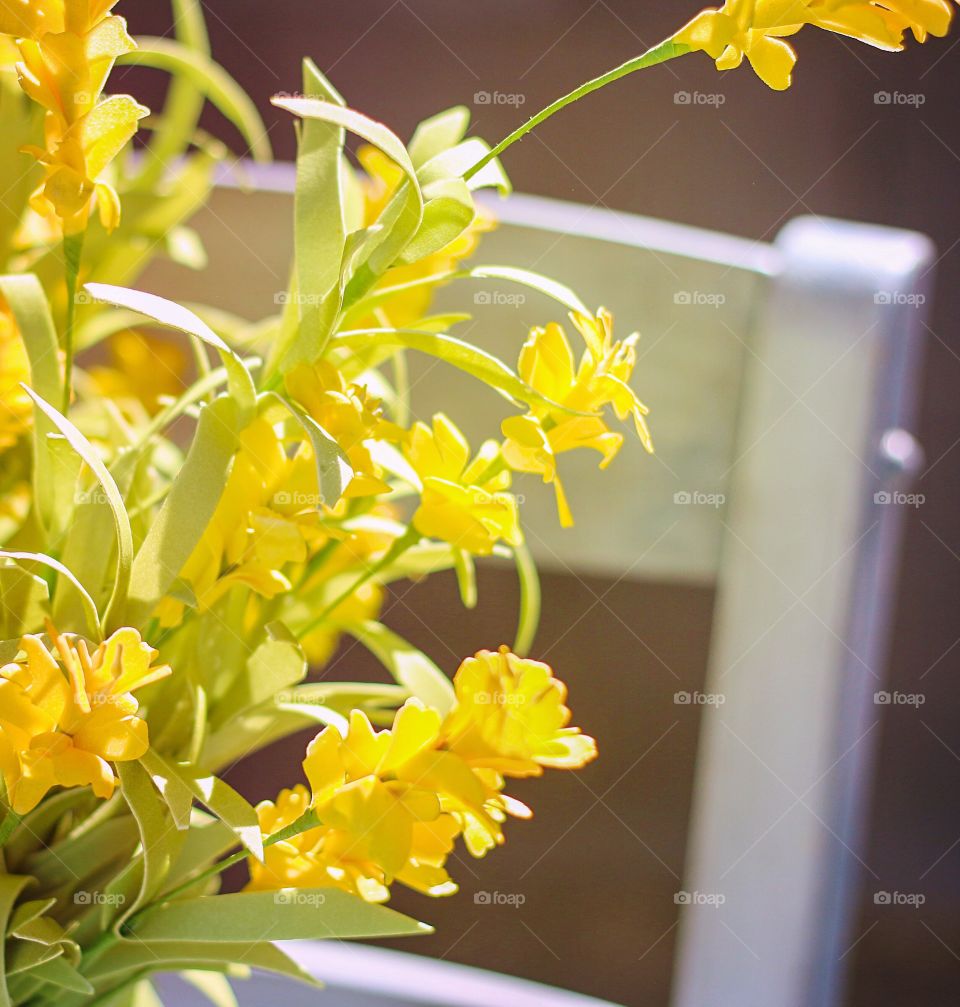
116, 3, 960, 1005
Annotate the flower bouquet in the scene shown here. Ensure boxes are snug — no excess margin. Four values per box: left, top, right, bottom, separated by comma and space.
0, 1, 954, 1003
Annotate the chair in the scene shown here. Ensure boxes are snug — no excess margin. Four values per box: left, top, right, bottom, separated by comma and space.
143, 168, 931, 1007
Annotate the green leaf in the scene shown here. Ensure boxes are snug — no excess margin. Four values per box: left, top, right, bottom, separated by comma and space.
408, 106, 471, 168
124, 395, 239, 628
22, 955, 93, 995
126, 889, 431, 943
261, 392, 352, 507
85, 940, 318, 988
119, 37, 271, 163
397, 178, 475, 266
0, 875, 32, 1007
24, 388, 133, 633
133, 0, 210, 191
512, 541, 541, 656
469, 264, 589, 315
84, 285, 257, 417
452, 547, 477, 609
272, 95, 424, 315
0, 551, 99, 640
292, 59, 347, 362
331, 328, 569, 412
115, 761, 186, 921
418, 137, 511, 195
210, 633, 307, 732
163, 765, 263, 863
347, 621, 455, 714
0, 274, 74, 535
164, 814, 238, 893
137, 750, 194, 831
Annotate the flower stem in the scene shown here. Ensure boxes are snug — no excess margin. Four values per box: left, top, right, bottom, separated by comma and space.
136, 808, 323, 915
61, 230, 85, 412
465, 38, 688, 181
297, 525, 421, 639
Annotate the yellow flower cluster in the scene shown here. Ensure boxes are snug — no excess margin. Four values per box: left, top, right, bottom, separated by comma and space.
403, 414, 522, 556
0, 299, 32, 453
502, 308, 653, 527
248, 646, 596, 902
674, 0, 956, 89
156, 366, 400, 628
1, 0, 148, 232
0, 623, 170, 814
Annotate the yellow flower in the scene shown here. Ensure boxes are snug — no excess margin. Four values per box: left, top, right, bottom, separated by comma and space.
0, 300, 32, 453
0, 623, 170, 814
285, 361, 395, 498
3, 1, 148, 232
155, 417, 321, 627
355, 144, 494, 328
502, 308, 652, 527
672, 0, 955, 89
403, 414, 522, 555
249, 650, 593, 900
443, 646, 597, 779
249, 706, 464, 903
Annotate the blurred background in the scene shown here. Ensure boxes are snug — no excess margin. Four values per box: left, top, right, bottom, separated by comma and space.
117, 3, 960, 1005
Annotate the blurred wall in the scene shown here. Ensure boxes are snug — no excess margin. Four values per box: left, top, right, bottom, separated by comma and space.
117, 3, 960, 1005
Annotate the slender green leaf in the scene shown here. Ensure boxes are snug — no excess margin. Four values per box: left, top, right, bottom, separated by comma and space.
293, 59, 346, 360
84, 285, 256, 416
127, 889, 431, 943
0, 274, 73, 534
332, 328, 573, 412
125, 395, 239, 628
119, 37, 271, 162
512, 541, 541, 656
408, 106, 471, 167
452, 548, 477, 610
23, 955, 93, 995
115, 761, 185, 921
347, 621, 455, 714
84, 940, 318, 988
262, 392, 352, 506
0, 875, 31, 1007
0, 551, 99, 639
24, 388, 133, 633
210, 633, 306, 732
164, 764, 263, 863
138, 750, 194, 831
397, 178, 475, 266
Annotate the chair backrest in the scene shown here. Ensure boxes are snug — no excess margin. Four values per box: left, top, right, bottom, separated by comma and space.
142, 170, 932, 1007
